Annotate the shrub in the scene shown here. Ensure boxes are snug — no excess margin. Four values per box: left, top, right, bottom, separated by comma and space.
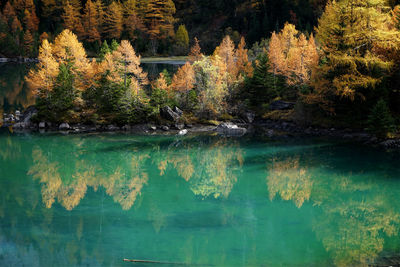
367, 99, 396, 138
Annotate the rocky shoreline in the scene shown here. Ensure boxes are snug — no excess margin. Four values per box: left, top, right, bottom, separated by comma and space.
2, 106, 400, 149
0, 57, 38, 63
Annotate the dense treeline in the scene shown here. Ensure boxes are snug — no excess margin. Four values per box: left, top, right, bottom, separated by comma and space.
19, 0, 400, 138
0, 0, 339, 57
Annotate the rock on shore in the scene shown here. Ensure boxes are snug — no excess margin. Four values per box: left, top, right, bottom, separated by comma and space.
216, 122, 247, 136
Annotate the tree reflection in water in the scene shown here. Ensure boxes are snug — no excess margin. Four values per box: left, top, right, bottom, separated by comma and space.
1, 134, 400, 266
267, 156, 312, 208
28, 147, 149, 211
266, 153, 400, 266
156, 139, 243, 198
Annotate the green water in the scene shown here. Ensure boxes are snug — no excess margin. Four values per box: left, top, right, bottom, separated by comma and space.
0, 132, 400, 267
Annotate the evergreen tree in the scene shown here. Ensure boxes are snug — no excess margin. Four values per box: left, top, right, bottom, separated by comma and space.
243, 53, 284, 108
98, 40, 111, 61
367, 99, 396, 138
110, 39, 119, 51
175, 24, 189, 50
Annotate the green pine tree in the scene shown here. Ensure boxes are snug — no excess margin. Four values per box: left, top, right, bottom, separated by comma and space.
98, 40, 110, 61
367, 99, 396, 138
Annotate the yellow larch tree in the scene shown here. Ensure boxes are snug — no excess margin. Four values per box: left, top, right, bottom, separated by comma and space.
103, 1, 123, 39
188, 37, 203, 63
26, 39, 59, 98
52, 29, 92, 91
94, 0, 105, 35
3, 2, 16, 24
172, 62, 195, 93
153, 72, 170, 92
62, 1, 84, 40
309, 0, 400, 106
171, 62, 195, 106
268, 23, 318, 86
23, 30, 34, 56
123, 0, 145, 41
82, 0, 101, 43
23, 9, 38, 32
39, 32, 49, 43
235, 37, 253, 78
213, 35, 237, 80
11, 17, 22, 34
102, 40, 148, 100
286, 33, 319, 85
139, 0, 176, 54
268, 32, 285, 76
22, 0, 39, 29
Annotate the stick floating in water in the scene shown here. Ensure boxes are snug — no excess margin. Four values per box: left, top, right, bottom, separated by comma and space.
123, 258, 186, 265
123, 258, 213, 266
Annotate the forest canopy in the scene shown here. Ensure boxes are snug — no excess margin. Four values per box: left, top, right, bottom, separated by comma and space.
2, 0, 400, 138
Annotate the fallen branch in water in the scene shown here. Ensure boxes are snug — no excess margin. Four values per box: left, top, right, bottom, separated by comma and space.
123, 258, 186, 265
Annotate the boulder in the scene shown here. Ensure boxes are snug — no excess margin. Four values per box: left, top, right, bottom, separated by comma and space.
269, 100, 295, 111
162, 126, 169, 131
107, 125, 119, 131
22, 106, 38, 127
149, 126, 157, 131
216, 122, 247, 136
59, 123, 70, 130
39, 122, 46, 128
122, 125, 131, 131
242, 112, 255, 123
13, 122, 26, 129
175, 123, 185, 130
173, 107, 184, 116
178, 129, 188, 136
266, 129, 275, 137
161, 106, 181, 122
380, 139, 400, 149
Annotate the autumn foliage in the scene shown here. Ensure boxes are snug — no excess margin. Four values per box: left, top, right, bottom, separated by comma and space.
268, 23, 318, 86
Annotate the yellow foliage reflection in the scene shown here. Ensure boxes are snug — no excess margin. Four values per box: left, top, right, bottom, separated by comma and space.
267, 157, 312, 208
312, 174, 400, 267
156, 139, 243, 199
28, 148, 62, 209
266, 156, 400, 266
28, 147, 149, 211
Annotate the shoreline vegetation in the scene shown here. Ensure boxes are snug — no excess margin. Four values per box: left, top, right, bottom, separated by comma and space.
0, 56, 188, 63
1, 1, 400, 149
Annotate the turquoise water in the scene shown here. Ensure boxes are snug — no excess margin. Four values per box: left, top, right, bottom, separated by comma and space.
0, 132, 400, 266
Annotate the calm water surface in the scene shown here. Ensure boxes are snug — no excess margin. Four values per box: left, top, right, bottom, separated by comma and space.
0, 132, 400, 266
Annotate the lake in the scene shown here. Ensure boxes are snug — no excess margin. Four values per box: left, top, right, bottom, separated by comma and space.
1, 132, 400, 266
